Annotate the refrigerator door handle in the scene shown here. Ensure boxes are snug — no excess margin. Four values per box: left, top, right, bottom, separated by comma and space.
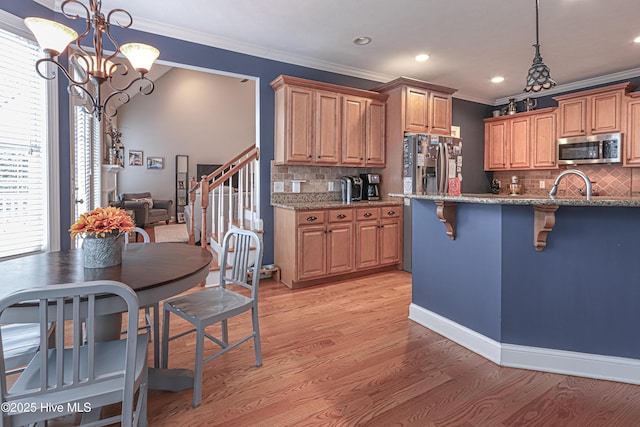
439, 141, 448, 193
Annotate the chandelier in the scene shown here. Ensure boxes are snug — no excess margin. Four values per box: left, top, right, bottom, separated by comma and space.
25, 0, 160, 120
523, 0, 556, 93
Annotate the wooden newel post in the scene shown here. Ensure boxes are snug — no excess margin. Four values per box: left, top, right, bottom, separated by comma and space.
188, 177, 197, 245
200, 176, 209, 248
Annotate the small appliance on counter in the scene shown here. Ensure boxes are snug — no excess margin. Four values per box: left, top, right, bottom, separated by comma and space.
359, 173, 380, 200
509, 176, 522, 195
340, 176, 363, 203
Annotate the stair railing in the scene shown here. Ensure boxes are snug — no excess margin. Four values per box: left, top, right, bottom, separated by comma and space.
187, 146, 260, 246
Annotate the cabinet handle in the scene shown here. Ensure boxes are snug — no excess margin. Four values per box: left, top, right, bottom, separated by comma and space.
364, 212, 372, 217
306, 216, 317, 221
327, 229, 332, 233
387, 210, 396, 216
308, 155, 312, 158
337, 214, 346, 219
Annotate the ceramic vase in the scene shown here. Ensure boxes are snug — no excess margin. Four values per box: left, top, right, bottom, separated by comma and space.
82, 233, 123, 268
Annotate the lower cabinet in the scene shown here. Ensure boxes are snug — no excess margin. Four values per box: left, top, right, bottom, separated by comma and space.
274, 204, 402, 288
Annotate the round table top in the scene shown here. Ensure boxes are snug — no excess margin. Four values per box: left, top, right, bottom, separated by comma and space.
0, 243, 213, 310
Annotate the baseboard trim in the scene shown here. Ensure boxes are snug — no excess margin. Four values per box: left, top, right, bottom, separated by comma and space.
409, 303, 640, 385
409, 303, 502, 364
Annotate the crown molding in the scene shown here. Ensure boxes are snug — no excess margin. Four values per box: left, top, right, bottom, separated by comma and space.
494, 67, 640, 106
452, 92, 495, 106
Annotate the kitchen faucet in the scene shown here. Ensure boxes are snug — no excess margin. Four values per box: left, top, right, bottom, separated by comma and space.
549, 169, 592, 200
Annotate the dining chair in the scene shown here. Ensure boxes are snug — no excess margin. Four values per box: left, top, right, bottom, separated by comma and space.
161, 228, 264, 407
0, 280, 149, 427
1, 322, 54, 375
124, 226, 160, 368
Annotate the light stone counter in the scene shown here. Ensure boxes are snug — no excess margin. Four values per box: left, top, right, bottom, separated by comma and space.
390, 192, 640, 208
271, 199, 402, 210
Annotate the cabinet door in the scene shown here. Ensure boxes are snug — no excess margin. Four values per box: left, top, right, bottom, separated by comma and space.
356, 220, 379, 269
625, 99, 640, 166
342, 95, 366, 165
405, 87, 429, 132
430, 92, 452, 135
558, 98, 587, 137
509, 117, 531, 169
327, 223, 353, 274
485, 121, 508, 170
315, 90, 340, 164
379, 219, 401, 265
286, 86, 315, 162
532, 113, 557, 168
297, 225, 327, 280
366, 99, 386, 166
591, 92, 621, 134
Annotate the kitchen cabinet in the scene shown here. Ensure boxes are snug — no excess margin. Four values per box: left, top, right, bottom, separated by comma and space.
274, 204, 402, 289
624, 92, 640, 166
271, 75, 387, 166
484, 107, 557, 171
366, 99, 386, 166
404, 86, 453, 135
554, 82, 633, 138
531, 112, 557, 168
355, 207, 402, 270
341, 95, 366, 166
372, 77, 457, 196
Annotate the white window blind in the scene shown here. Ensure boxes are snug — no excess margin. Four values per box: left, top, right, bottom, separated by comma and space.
0, 27, 48, 259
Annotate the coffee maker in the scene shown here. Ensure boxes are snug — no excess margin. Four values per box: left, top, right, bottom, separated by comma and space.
360, 173, 380, 201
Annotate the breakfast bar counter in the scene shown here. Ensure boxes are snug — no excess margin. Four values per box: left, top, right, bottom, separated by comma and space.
395, 193, 640, 384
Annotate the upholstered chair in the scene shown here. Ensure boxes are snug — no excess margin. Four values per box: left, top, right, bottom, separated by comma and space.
122, 192, 173, 227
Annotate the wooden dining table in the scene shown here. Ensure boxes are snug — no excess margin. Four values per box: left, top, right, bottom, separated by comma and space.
0, 242, 213, 391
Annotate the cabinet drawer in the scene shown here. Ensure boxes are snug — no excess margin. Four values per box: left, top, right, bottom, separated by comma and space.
297, 210, 326, 225
356, 208, 379, 221
328, 209, 353, 223
380, 206, 401, 218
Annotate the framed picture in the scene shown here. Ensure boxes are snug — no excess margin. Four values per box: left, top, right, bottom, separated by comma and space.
177, 196, 186, 206
178, 181, 185, 189
147, 157, 164, 169
128, 150, 143, 166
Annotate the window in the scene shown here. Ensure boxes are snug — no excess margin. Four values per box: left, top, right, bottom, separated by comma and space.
0, 14, 58, 259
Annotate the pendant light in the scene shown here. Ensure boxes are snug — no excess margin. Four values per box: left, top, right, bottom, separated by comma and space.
524, 0, 556, 93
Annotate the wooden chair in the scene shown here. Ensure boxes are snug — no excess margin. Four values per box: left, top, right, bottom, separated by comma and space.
0, 280, 149, 427
161, 228, 263, 407
124, 227, 160, 368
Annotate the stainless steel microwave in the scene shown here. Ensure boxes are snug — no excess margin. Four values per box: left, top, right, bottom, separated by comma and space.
557, 133, 622, 165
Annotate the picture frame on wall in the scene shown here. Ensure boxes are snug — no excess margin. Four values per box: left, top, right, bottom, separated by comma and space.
128, 150, 143, 166
147, 157, 164, 169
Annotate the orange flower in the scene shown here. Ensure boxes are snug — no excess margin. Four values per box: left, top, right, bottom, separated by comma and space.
69, 206, 135, 238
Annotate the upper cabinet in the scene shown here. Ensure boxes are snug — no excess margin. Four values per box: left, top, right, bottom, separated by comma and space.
554, 82, 633, 138
484, 108, 557, 171
271, 75, 388, 167
624, 92, 640, 166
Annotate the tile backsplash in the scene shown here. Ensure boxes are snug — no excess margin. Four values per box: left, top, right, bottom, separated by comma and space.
270, 161, 377, 203
493, 164, 640, 197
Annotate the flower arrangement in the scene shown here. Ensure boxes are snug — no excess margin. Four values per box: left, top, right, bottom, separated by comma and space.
69, 206, 135, 238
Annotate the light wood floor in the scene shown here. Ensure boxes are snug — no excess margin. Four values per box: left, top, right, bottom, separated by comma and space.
147, 270, 640, 426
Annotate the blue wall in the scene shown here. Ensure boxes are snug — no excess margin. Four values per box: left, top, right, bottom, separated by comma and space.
412, 199, 640, 359
412, 200, 502, 341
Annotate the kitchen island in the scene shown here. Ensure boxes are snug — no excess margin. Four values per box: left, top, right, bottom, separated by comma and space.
392, 192, 640, 384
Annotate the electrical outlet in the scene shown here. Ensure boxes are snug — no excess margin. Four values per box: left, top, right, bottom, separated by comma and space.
539, 180, 545, 189
273, 181, 284, 192
328, 181, 334, 191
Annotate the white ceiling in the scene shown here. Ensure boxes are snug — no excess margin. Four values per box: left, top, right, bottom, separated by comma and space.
41, 0, 640, 105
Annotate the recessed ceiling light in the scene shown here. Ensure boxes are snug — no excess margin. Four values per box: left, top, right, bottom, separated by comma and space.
415, 54, 430, 62
634, 36, 640, 44
353, 36, 372, 46
491, 76, 505, 84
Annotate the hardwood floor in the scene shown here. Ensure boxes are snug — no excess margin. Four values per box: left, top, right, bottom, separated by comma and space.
148, 270, 640, 426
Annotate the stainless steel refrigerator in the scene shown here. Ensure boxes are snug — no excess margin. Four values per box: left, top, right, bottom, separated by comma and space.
401, 133, 463, 271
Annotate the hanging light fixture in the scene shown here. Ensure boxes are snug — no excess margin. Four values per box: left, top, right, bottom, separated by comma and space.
524, 0, 556, 93
25, 0, 160, 120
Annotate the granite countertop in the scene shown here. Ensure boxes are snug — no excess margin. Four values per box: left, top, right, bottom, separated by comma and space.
390, 193, 640, 207
272, 199, 403, 210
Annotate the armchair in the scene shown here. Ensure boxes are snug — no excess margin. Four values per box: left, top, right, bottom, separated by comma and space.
122, 192, 173, 227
